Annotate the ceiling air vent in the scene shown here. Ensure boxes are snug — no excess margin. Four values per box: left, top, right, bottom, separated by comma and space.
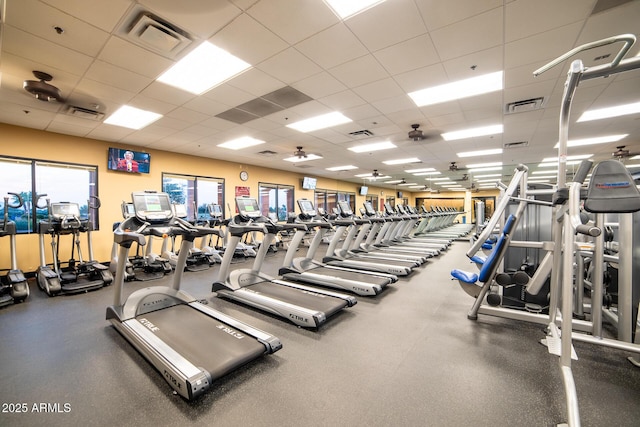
120, 10, 192, 58
67, 106, 105, 121
349, 130, 374, 138
504, 97, 544, 114
503, 141, 529, 149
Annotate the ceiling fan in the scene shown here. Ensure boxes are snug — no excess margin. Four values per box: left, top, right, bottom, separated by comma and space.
612, 145, 640, 160
22, 70, 105, 119
23, 71, 64, 102
293, 146, 307, 158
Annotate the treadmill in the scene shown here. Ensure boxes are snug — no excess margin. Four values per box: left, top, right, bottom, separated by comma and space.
212, 196, 356, 328
322, 201, 416, 276
106, 191, 282, 400
279, 199, 396, 296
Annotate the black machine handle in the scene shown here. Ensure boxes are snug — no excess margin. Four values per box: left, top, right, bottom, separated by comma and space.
576, 224, 601, 237
35, 193, 49, 209
6, 192, 24, 209
88, 195, 101, 210
573, 160, 593, 184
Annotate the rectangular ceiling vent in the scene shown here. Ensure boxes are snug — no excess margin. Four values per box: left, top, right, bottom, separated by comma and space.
504, 97, 544, 114
120, 9, 192, 58
503, 141, 529, 149
257, 150, 278, 156
349, 129, 374, 138
294, 164, 313, 168
66, 106, 105, 121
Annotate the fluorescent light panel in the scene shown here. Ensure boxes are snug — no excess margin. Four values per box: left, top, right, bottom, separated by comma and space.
468, 166, 503, 172
283, 154, 323, 162
287, 112, 351, 133
398, 182, 418, 186
466, 161, 502, 168
554, 134, 628, 148
382, 157, 421, 165
408, 71, 503, 107
405, 167, 435, 173
577, 101, 640, 122
157, 42, 251, 95
348, 141, 396, 153
427, 177, 451, 181
541, 154, 593, 162
218, 136, 265, 150
473, 173, 501, 178
457, 148, 503, 158
538, 160, 584, 167
326, 165, 358, 171
413, 171, 442, 176
443, 124, 503, 141
324, 0, 385, 19
104, 105, 162, 130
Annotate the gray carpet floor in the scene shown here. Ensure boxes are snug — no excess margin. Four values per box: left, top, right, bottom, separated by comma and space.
1, 240, 639, 427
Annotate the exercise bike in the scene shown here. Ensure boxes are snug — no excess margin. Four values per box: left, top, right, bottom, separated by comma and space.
0, 192, 29, 307
36, 195, 112, 296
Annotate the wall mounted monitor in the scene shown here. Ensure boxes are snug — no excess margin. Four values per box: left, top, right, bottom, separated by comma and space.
108, 147, 151, 174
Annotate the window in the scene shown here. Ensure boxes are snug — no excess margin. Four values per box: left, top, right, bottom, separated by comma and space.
258, 183, 294, 221
162, 173, 224, 220
315, 189, 355, 215
365, 194, 379, 212
0, 157, 98, 233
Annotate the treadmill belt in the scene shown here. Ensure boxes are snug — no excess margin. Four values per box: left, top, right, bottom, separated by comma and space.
138, 305, 266, 379
312, 266, 389, 285
247, 281, 347, 316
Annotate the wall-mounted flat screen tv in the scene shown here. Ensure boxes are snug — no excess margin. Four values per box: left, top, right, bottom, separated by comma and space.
359, 186, 368, 196
302, 176, 317, 190
108, 147, 151, 174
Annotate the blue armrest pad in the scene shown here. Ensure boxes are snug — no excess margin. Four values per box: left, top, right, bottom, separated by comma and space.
486, 235, 497, 244
451, 269, 478, 284
470, 255, 486, 265
481, 242, 493, 250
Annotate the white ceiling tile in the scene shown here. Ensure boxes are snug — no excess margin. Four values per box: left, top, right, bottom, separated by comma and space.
393, 63, 448, 93
41, 0, 133, 32
346, 0, 427, 51
210, 13, 288, 65
84, 60, 153, 93
506, 0, 593, 43
416, 0, 503, 31
202, 83, 254, 107
140, 81, 197, 105
353, 78, 404, 103
293, 72, 348, 100
182, 97, 232, 117
296, 23, 369, 69
372, 95, 417, 115
505, 22, 583, 70
373, 34, 440, 75
329, 54, 389, 88
6, 0, 111, 57
430, 7, 503, 62
227, 68, 286, 98
98, 36, 173, 79
257, 48, 323, 85
318, 90, 367, 111
246, 0, 338, 45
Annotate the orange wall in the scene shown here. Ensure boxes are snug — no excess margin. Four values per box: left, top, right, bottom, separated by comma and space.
0, 123, 415, 272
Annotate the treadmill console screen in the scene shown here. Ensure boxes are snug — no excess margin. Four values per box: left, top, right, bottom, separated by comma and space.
173, 204, 188, 218
235, 197, 261, 218
384, 203, 394, 215
121, 202, 135, 218
363, 201, 376, 216
297, 199, 316, 216
208, 204, 222, 218
132, 192, 173, 223
51, 203, 81, 219
338, 200, 353, 216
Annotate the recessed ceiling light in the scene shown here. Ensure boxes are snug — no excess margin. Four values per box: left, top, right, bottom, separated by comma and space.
476, 178, 501, 183
397, 182, 418, 186
541, 154, 593, 162
217, 136, 265, 150
625, 164, 640, 168
427, 177, 450, 181
384, 179, 404, 184
324, 0, 386, 19
553, 134, 628, 148
466, 161, 502, 168
104, 105, 162, 130
157, 42, 251, 94
348, 141, 396, 153
443, 124, 503, 141
382, 157, 421, 165
538, 160, 584, 167
326, 165, 358, 171
473, 173, 501, 178
408, 71, 503, 107
286, 111, 352, 132
468, 166, 503, 172
283, 154, 323, 162
412, 171, 442, 176
457, 148, 503, 158
577, 101, 640, 122
405, 167, 435, 173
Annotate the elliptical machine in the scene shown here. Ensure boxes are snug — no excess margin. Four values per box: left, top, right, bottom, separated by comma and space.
0, 192, 29, 307
36, 195, 112, 296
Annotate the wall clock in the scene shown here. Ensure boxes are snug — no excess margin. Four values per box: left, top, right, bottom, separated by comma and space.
240, 170, 249, 181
